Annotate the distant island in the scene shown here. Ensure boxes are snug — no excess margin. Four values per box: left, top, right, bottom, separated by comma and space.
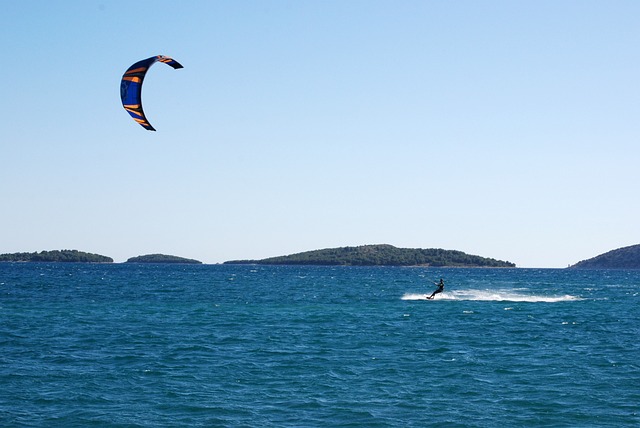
0, 250, 113, 263
224, 244, 515, 267
569, 244, 640, 269
126, 254, 202, 264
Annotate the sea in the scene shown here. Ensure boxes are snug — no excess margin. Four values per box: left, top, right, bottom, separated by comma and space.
0, 263, 638, 427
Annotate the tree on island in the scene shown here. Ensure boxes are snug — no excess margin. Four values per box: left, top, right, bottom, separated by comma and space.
569, 244, 640, 269
126, 254, 202, 264
0, 250, 113, 263
225, 244, 515, 267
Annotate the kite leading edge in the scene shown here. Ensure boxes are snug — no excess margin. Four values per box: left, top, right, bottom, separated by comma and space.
120, 55, 183, 131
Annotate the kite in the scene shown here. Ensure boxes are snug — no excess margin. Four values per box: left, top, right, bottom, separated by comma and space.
120, 55, 183, 131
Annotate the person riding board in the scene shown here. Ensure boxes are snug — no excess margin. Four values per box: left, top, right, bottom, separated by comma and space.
427, 278, 445, 300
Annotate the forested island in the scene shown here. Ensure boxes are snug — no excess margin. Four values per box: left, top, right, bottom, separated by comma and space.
225, 244, 515, 267
126, 254, 202, 264
0, 250, 113, 263
569, 244, 640, 269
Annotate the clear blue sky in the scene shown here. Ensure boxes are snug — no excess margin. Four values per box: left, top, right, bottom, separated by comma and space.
2, 1, 639, 267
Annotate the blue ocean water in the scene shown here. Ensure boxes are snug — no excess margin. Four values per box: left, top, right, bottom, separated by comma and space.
0, 264, 638, 427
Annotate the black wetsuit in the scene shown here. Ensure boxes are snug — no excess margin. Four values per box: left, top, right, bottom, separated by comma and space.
428, 280, 445, 299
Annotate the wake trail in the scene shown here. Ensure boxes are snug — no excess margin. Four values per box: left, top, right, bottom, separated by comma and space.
401, 289, 581, 303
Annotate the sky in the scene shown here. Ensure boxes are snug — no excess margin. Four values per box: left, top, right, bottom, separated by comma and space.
2, 1, 639, 267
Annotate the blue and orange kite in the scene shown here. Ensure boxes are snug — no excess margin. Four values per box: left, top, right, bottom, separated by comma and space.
120, 55, 183, 131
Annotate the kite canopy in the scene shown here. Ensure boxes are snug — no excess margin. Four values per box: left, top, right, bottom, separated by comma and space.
120, 55, 183, 131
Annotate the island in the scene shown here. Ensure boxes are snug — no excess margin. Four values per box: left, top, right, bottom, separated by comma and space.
568, 244, 640, 269
0, 250, 113, 263
224, 244, 515, 267
126, 254, 202, 264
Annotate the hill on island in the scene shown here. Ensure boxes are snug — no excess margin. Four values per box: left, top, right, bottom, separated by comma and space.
0, 250, 113, 263
225, 244, 515, 267
569, 244, 640, 269
126, 254, 202, 264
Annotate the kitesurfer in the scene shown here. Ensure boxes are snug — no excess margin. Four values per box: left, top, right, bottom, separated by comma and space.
427, 278, 445, 299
